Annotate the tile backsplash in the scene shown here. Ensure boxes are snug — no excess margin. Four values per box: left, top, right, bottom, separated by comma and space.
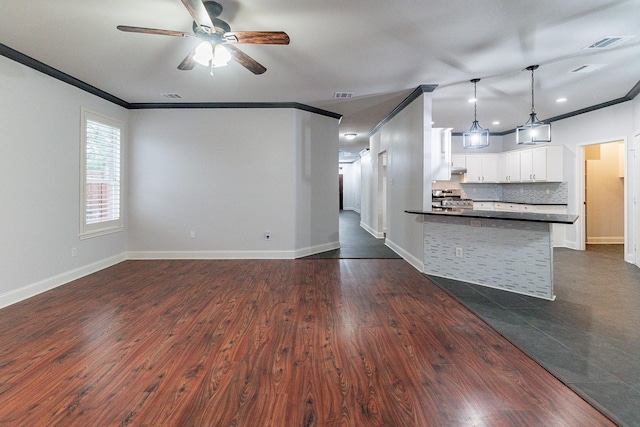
460, 182, 568, 204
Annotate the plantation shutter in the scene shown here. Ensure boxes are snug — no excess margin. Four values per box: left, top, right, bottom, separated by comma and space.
85, 119, 121, 225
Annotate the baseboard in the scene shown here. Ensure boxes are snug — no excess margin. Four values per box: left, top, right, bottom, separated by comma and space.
360, 221, 384, 239
586, 237, 624, 244
561, 240, 580, 250
0, 253, 126, 310
385, 239, 424, 272
126, 243, 340, 260
127, 250, 297, 260
294, 241, 340, 258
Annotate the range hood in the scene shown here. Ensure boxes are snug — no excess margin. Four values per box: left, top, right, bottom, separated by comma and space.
451, 166, 467, 175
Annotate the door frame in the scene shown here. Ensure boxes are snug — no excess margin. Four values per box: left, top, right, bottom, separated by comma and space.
635, 133, 640, 268
577, 136, 628, 253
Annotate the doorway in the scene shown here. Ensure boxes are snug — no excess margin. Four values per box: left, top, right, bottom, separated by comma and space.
581, 140, 625, 256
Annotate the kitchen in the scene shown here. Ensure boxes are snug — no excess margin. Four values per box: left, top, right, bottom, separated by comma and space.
406, 127, 578, 300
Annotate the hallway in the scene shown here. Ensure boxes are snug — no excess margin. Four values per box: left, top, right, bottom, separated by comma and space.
305, 210, 400, 259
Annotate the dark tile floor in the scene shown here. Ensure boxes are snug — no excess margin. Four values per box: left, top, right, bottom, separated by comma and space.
429, 245, 640, 427
304, 210, 401, 259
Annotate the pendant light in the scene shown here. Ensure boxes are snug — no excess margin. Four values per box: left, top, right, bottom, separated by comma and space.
516, 65, 551, 144
462, 78, 490, 149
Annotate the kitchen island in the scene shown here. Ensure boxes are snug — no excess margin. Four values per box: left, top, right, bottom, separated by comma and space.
406, 209, 578, 300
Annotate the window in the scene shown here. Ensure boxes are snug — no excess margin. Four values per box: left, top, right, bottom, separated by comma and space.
80, 109, 123, 238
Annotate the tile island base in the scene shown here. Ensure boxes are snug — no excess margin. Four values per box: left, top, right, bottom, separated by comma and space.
406, 210, 578, 300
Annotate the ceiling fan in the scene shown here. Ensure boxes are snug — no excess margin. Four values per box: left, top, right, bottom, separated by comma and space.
117, 0, 290, 74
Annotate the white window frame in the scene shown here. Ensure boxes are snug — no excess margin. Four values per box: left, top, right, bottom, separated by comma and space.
80, 108, 124, 239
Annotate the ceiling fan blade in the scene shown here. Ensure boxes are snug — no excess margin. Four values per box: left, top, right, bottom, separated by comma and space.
225, 44, 267, 75
178, 50, 197, 70
117, 25, 192, 38
181, 0, 214, 28
224, 31, 290, 45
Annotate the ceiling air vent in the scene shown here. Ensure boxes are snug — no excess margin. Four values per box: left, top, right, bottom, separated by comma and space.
569, 64, 606, 73
161, 93, 183, 99
584, 36, 633, 50
333, 92, 354, 99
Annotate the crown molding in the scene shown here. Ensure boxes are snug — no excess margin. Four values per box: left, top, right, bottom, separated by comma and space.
0, 43, 129, 107
368, 84, 438, 137
0, 43, 341, 120
127, 102, 341, 119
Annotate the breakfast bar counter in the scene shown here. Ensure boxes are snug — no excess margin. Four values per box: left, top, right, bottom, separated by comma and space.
406, 209, 578, 300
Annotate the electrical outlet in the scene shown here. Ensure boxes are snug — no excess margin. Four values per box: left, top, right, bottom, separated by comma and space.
190, 231, 196, 239
264, 232, 271, 240
455, 247, 463, 257
71, 247, 77, 257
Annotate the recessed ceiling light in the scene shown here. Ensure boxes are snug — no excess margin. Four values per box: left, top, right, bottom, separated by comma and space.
468, 97, 477, 103
556, 97, 567, 103
344, 133, 357, 140
492, 121, 500, 125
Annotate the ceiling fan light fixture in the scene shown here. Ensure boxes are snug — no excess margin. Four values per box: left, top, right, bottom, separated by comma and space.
516, 65, 551, 145
211, 44, 231, 67
462, 78, 490, 149
193, 41, 214, 66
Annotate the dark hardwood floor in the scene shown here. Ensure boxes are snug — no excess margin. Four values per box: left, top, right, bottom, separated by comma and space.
0, 259, 614, 426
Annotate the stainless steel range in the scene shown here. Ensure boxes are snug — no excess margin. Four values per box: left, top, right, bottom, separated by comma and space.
431, 189, 473, 209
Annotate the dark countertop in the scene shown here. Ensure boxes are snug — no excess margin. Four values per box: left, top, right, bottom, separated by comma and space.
405, 208, 578, 224
471, 200, 568, 206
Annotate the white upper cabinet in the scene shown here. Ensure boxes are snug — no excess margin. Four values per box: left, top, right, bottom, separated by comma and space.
499, 151, 521, 182
431, 128, 452, 181
459, 146, 562, 183
451, 154, 466, 169
465, 153, 499, 183
521, 146, 563, 182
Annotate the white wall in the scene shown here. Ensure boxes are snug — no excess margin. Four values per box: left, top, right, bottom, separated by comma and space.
127, 108, 339, 258
359, 148, 377, 234
376, 94, 430, 269
0, 56, 128, 308
293, 109, 340, 255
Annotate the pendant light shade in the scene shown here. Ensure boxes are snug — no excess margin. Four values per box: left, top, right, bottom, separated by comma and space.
516, 65, 551, 144
462, 78, 490, 149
